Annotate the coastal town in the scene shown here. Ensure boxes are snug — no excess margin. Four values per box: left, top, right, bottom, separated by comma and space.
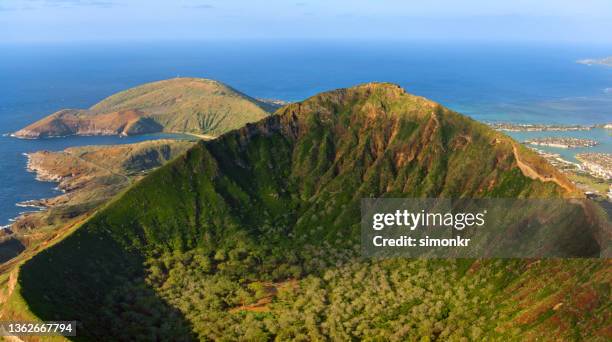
487, 122, 612, 132
576, 153, 612, 180
524, 137, 599, 148
487, 122, 593, 132
575, 153, 612, 201
526, 147, 612, 200
487, 121, 612, 200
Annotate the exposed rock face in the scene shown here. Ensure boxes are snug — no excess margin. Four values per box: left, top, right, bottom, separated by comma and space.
13, 109, 162, 138
13, 78, 274, 139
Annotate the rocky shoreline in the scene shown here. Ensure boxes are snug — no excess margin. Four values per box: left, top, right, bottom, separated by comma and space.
11, 130, 129, 140
1, 152, 71, 231
3, 139, 195, 233
24, 152, 68, 183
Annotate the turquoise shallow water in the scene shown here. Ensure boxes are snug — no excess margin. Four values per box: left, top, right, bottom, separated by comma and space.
0, 40, 611, 225
505, 128, 612, 163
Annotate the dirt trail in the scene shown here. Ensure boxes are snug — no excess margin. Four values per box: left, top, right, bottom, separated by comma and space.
512, 144, 575, 194
66, 151, 132, 185
0, 215, 90, 307
0, 271, 24, 342
229, 280, 298, 313
0, 269, 18, 310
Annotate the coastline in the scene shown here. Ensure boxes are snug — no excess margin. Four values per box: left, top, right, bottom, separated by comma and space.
2, 138, 195, 232
488, 122, 611, 199
0, 131, 198, 227
486, 122, 612, 132
524, 137, 599, 149
11, 130, 207, 141
0, 152, 65, 231
23, 152, 66, 183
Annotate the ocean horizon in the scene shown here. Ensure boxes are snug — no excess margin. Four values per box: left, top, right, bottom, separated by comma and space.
1, 40, 611, 226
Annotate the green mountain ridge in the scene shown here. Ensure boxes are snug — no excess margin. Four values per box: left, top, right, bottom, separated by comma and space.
12, 78, 275, 139
9, 83, 610, 341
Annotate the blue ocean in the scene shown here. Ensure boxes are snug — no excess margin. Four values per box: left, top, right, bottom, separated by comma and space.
1, 41, 611, 225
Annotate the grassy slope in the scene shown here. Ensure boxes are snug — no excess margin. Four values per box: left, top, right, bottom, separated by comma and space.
0, 140, 197, 333
8, 83, 610, 340
89, 78, 275, 136
14, 78, 274, 138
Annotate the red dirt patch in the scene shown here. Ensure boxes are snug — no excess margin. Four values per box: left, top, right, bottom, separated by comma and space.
229, 279, 298, 314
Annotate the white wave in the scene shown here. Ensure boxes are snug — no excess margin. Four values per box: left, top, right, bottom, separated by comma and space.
16, 202, 45, 209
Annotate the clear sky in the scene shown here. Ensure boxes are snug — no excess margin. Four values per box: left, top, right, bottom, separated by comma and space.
2, 0, 612, 44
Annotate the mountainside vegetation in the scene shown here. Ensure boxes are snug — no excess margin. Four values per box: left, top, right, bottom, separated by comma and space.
4, 83, 610, 341
13, 78, 275, 139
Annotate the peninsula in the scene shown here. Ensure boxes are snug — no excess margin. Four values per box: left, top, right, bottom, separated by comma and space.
12, 78, 278, 139
524, 137, 599, 148
487, 122, 593, 132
